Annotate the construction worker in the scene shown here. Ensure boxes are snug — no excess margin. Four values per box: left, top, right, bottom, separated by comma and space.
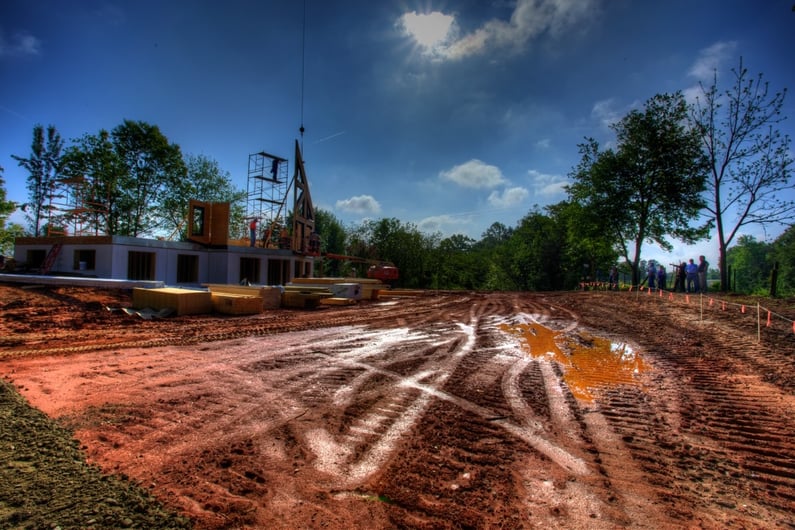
249, 218, 258, 247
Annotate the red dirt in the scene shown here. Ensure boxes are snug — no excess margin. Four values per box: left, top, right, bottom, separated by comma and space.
2, 283, 795, 529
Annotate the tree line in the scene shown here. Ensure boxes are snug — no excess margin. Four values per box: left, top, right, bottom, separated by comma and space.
1, 60, 792, 294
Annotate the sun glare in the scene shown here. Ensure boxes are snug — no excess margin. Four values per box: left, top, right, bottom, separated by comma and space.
400, 11, 454, 49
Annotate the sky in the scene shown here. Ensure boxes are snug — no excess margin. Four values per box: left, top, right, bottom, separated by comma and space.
2, 0, 794, 270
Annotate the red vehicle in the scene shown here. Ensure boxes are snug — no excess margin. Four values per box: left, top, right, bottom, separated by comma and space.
323, 253, 399, 283
367, 263, 399, 282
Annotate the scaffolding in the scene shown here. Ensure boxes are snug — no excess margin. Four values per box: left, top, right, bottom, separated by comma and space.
47, 174, 108, 236
246, 150, 289, 247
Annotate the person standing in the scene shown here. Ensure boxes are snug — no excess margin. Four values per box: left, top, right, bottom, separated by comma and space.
685, 258, 699, 293
608, 266, 619, 291
697, 255, 709, 294
657, 265, 667, 291
646, 262, 657, 291
248, 218, 259, 247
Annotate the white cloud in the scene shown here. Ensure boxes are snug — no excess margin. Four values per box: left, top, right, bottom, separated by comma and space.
487, 186, 529, 208
335, 194, 381, 215
440, 159, 506, 189
688, 41, 737, 82
0, 29, 41, 57
417, 214, 471, 234
527, 169, 568, 197
591, 98, 621, 129
683, 41, 738, 105
399, 0, 600, 61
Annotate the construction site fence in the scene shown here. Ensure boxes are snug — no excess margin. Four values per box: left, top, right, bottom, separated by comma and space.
578, 281, 794, 342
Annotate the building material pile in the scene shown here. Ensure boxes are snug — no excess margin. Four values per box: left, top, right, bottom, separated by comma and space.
289, 277, 388, 300
132, 288, 212, 316
204, 284, 282, 310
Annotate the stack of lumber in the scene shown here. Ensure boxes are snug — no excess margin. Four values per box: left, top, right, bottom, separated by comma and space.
210, 293, 263, 315
204, 284, 282, 309
319, 297, 357, 306
282, 284, 333, 309
132, 287, 212, 316
377, 289, 426, 297
290, 277, 389, 300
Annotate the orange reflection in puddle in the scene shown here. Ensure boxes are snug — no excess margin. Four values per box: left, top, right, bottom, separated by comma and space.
500, 323, 647, 401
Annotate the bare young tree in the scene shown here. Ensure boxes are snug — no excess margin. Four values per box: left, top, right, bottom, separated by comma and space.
691, 59, 794, 291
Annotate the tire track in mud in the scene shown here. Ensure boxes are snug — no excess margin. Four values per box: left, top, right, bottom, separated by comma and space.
6, 290, 795, 529
553, 292, 795, 528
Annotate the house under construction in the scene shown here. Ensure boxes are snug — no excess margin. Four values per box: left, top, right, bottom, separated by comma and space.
10, 141, 318, 286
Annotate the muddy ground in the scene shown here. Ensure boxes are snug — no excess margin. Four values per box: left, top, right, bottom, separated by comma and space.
1, 282, 794, 529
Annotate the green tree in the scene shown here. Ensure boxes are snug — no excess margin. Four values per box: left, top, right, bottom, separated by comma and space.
63, 121, 187, 237
0, 166, 26, 256
505, 210, 567, 291
770, 226, 795, 296
314, 209, 347, 277
61, 130, 125, 235
11, 124, 64, 236
475, 222, 516, 291
112, 120, 187, 237
691, 59, 794, 292
726, 235, 772, 294
161, 153, 245, 240
546, 200, 619, 288
348, 217, 432, 288
568, 93, 711, 285
432, 234, 480, 290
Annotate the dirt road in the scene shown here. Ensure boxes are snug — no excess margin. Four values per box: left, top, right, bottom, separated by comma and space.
1, 284, 795, 529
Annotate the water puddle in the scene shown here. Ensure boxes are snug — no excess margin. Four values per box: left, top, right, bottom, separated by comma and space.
500, 322, 647, 401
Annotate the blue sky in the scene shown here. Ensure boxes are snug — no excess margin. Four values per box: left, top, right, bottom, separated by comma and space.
2, 0, 793, 268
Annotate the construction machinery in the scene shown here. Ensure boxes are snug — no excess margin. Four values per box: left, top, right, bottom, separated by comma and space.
322, 253, 399, 283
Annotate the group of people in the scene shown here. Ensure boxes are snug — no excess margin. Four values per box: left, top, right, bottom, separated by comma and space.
668, 255, 709, 293
608, 256, 709, 293
642, 256, 709, 293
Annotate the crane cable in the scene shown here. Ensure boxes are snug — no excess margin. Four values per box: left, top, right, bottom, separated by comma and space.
299, 0, 306, 151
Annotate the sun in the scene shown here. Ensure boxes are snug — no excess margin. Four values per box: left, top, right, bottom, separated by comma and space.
399, 11, 454, 50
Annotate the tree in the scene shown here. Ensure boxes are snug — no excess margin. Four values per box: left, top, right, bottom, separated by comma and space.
11, 124, 64, 236
61, 130, 125, 235
770, 225, 795, 296
112, 120, 187, 237
63, 121, 187, 237
726, 235, 772, 294
568, 93, 711, 285
546, 200, 619, 288
314, 209, 347, 276
0, 166, 26, 256
432, 234, 480, 290
691, 59, 794, 291
160, 153, 245, 240
505, 210, 568, 291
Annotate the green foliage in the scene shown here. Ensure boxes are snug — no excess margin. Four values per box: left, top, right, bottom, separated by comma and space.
770, 226, 795, 296
61, 129, 125, 235
314, 209, 347, 276
111, 120, 187, 237
11, 124, 65, 236
0, 166, 26, 256
61, 121, 189, 237
568, 92, 710, 285
726, 235, 771, 293
725, 231, 795, 296
164, 153, 245, 240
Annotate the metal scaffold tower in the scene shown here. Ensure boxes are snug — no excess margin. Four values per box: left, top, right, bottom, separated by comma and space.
47, 174, 108, 236
246, 150, 289, 246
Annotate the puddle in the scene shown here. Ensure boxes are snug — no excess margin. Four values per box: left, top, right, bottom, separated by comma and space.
500, 323, 647, 401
